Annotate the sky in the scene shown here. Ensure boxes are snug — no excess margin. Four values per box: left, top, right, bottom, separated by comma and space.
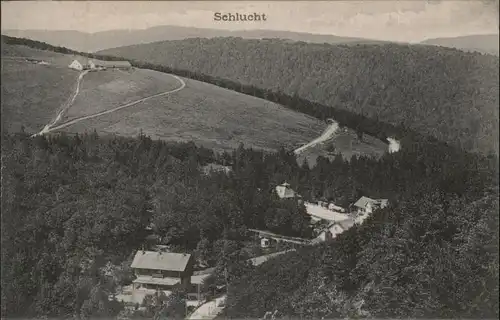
1, 1, 498, 42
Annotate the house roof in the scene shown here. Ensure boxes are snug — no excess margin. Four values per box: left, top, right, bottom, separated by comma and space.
93, 60, 132, 67
353, 196, 376, 208
354, 196, 389, 209
275, 183, 296, 199
305, 202, 350, 222
131, 251, 191, 272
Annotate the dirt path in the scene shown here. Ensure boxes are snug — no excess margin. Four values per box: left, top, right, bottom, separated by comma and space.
293, 120, 339, 155
33, 73, 186, 135
31, 69, 89, 137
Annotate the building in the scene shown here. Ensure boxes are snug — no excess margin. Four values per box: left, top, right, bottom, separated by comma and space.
87, 60, 96, 69
68, 59, 83, 71
261, 238, 271, 248
353, 196, 389, 215
93, 60, 132, 69
305, 202, 350, 223
130, 250, 194, 293
313, 218, 356, 243
275, 182, 298, 199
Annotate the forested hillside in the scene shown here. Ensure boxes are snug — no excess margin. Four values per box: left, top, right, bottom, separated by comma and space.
2, 126, 498, 318
99, 38, 499, 155
1, 36, 498, 319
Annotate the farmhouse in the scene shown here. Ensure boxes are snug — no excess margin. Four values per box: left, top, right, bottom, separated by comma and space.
68, 59, 83, 71
93, 60, 132, 69
353, 196, 389, 215
275, 182, 299, 199
130, 250, 194, 292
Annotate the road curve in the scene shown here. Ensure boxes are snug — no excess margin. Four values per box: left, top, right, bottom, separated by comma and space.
35, 74, 186, 135
293, 121, 339, 155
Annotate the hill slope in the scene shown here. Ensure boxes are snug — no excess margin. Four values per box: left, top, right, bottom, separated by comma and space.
1, 44, 82, 133
420, 34, 499, 56
98, 38, 500, 155
2, 27, 387, 52
1, 43, 325, 152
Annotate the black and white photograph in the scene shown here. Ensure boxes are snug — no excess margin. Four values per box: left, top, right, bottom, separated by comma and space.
1, 1, 499, 319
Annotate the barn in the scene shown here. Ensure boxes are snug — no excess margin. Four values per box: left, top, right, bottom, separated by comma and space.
93, 60, 132, 70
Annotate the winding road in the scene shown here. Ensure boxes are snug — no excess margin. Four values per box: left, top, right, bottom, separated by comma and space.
293, 120, 339, 155
32, 72, 186, 136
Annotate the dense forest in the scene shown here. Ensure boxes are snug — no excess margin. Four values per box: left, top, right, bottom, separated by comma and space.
1, 36, 499, 319
2, 127, 498, 318
98, 37, 499, 155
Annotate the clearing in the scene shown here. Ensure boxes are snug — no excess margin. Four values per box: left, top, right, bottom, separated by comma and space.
62, 68, 183, 121
54, 75, 325, 152
296, 126, 388, 166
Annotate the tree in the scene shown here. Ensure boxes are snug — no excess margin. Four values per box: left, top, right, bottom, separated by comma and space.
153, 289, 187, 320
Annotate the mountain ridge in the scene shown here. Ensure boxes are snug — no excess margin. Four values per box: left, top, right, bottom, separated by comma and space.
1, 26, 389, 52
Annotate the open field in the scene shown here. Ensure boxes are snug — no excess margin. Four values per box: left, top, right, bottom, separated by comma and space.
1, 59, 79, 133
58, 75, 325, 152
63, 69, 182, 120
296, 127, 388, 166
2, 43, 90, 68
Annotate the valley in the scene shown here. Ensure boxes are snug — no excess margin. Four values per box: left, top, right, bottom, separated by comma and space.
1, 21, 498, 320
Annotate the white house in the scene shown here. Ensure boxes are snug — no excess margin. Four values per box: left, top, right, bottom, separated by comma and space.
261, 238, 271, 248
353, 196, 389, 215
68, 59, 83, 71
275, 182, 298, 199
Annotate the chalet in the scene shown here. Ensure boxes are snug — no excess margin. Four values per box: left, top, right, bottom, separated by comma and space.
68, 59, 83, 71
275, 182, 298, 199
130, 250, 194, 293
353, 196, 389, 215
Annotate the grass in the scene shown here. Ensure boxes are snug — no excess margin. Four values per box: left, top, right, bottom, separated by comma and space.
2, 43, 89, 68
1, 58, 79, 133
57, 75, 325, 152
2, 43, 386, 157
296, 127, 388, 166
63, 68, 181, 120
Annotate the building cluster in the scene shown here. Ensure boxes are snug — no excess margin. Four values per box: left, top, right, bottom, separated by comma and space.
272, 182, 389, 245
68, 58, 132, 71
119, 181, 389, 307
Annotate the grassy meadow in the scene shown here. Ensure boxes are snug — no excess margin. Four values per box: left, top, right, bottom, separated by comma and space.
1, 58, 79, 133
63, 68, 182, 120
57, 76, 326, 152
